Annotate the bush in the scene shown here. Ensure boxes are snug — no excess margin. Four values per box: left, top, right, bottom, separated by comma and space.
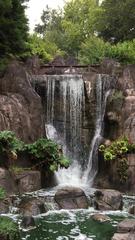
79, 37, 135, 64
0, 131, 70, 172
99, 137, 135, 182
0, 217, 20, 240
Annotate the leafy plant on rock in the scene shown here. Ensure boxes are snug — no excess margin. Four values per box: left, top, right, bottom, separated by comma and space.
0, 131, 70, 172
99, 137, 135, 183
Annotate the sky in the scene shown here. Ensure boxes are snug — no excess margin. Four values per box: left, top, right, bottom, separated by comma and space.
26, 0, 65, 32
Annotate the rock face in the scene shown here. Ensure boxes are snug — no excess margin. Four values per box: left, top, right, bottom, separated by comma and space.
16, 170, 41, 193
0, 198, 11, 214
94, 189, 123, 211
54, 187, 88, 209
19, 197, 45, 216
0, 61, 44, 142
0, 168, 17, 194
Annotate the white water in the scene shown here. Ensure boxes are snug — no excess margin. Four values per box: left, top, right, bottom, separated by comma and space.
82, 75, 111, 186
45, 74, 112, 187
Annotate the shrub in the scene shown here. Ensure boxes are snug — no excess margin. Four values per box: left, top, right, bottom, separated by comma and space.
0, 131, 70, 172
0, 217, 20, 240
99, 137, 135, 182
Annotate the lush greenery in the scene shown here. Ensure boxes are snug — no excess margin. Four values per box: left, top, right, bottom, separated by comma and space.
0, 216, 20, 240
0, 131, 70, 172
31, 0, 135, 64
0, 0, 135, 65
0, 187, 6, 200
99, 137, 135, 183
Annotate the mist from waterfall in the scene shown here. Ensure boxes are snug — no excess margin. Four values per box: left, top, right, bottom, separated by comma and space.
45, 74, 113, 187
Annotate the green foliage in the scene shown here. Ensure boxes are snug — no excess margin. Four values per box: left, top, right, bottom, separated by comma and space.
0, 187, 6, 200
79, 36, 110, 64
0, 0, 29, 58
99, 137, 135, 183
0, 131, 70, 172
96, 0, 135, 43
25, 138, 70, 172
0, 216, 20, 240
28, 34, 65, 62
0, 131, 24, 154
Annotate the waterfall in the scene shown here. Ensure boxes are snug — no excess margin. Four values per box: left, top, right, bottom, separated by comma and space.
82, 75, 112, 186
35, 73, 114, 187
45, 75, 85, 186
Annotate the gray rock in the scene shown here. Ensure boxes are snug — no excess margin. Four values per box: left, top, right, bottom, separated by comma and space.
94, 189, 123, 211
16, 170, 41, 193
19, 197, 46, 216
55, 187, 88, 209
117, 219, 135, 233
129, 205, 135, 215
112, 233, 135, 240
0, 168, 17, 195
21, 215, 35, 229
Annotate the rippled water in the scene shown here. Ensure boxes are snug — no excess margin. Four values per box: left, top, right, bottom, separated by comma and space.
17, 189, 135, 240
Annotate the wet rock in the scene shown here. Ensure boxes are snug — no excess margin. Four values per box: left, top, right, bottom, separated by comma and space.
112, 233, 135, 240
129, 205, 135, 215
19, 197, 46, 216
0, 198, 11, 214
21, 215, 35, 229
91, 214, 111, 223
94, 189, 123, 211
0, 168, 17, 195
117, 219, 135, 233
16, 170, 41, 193
54, 187, 88, 209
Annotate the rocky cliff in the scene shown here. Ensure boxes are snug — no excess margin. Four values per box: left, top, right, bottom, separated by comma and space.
0, 61, 44, 143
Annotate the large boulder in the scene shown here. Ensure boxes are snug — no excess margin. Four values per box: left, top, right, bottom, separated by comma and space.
112, 233, 135, 240
94, 189, 123, 211
0, 61, 44, 143
16, 170, 41, 193
117, 219, 135, 233
54, 187, 88, 209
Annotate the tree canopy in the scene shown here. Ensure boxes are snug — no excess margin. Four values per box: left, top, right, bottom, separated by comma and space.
0, 0, 29, 57
96, 0, 135, 43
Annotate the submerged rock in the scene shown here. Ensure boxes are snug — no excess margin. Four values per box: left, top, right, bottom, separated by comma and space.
54, 187, 88, 209
91, 214, 111, 223
94, 189, 123, 211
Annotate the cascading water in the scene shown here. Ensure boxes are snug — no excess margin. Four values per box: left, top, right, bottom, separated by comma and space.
43, 73, 113, 187
82, 75, 111, 186
45, 75, 85, 186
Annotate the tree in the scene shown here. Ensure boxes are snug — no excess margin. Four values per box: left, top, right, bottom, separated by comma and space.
96, 0, 135, 43
0, 0, 29, 57
35, 0, 99, 57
